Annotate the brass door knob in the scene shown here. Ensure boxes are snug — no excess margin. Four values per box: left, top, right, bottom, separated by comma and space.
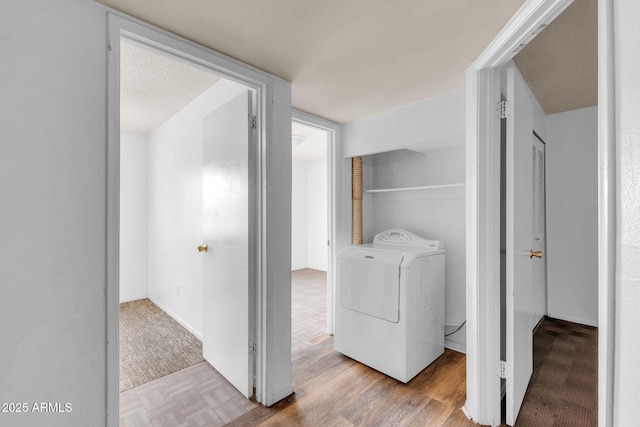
530, 250, 542, 259
197, 244, 208, 253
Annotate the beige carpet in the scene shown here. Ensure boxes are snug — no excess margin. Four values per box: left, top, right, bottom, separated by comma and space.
119, 298, 204, 392
511, 318, 598, 426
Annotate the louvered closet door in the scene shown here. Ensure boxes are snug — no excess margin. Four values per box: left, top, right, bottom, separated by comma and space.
531, 134, 546, 329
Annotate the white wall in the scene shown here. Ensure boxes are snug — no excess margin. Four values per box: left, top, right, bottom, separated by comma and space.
291, 160, 309, 270
0, 1, 294, 417
344, 88, 465, 157
291, 158, 328, 271
307, 159, 328, 271
120, 133, 149, 303
147, 79, 247, 338
0, 1, 108, 425
545, 106, 598, 326
613, 1, 640, 423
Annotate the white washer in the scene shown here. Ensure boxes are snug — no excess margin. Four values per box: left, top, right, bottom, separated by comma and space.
334, 229, 445, 383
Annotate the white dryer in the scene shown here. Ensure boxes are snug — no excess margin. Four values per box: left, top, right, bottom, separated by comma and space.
334, 229, 445, 383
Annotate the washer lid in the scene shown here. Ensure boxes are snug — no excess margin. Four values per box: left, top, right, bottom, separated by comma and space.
338, 247, 401, 323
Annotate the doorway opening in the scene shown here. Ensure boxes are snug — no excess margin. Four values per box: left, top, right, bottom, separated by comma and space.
107, 13, 294, 420
498, 64, 598, 425
495, 1, 599, 425
117, 36, 259, 425
291, 120, 331, 354
464, 0, 599, 425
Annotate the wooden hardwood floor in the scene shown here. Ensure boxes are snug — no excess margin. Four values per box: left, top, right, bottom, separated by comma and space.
291, 269, 327, 354
228, 318, 597, 427
119, 271, 597, 426
228, 336, 471, 427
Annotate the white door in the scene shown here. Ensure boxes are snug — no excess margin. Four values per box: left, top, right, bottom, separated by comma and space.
531, 135, 546, 329
201, 91, 254, 398
505, 66, 535, 425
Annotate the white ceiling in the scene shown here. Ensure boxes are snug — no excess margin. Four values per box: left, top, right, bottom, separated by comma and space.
100, 0, 530, 124
109, 0, 597, 129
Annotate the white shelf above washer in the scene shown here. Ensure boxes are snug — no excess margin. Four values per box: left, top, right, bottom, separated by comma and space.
365, 183, 465, 193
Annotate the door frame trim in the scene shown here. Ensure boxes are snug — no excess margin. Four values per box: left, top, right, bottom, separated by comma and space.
597, 1, 616, 425
291, 110, 343, 335
463, 0, 574, 424
106, 12, 292, 424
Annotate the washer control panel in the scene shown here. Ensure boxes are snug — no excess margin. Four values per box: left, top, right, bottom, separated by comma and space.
378, 230, 412, 243
373, 229, 444, 249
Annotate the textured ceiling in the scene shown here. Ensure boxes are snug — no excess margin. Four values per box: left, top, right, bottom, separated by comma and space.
514, 0, 597, 114
99, 0, 528, 124
110, 0, 597, 127
121, 40, 329, 162
120, 40, 220, 134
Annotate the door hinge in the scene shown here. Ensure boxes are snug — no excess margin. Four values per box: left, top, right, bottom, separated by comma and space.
249, 339, 256, 354
497, 360, 508, 379
497, 100, 512, 119
249, 115, 257, 130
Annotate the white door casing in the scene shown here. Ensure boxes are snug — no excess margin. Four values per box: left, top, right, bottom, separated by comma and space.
505, 66, 534, 425
202, 91, 254, 398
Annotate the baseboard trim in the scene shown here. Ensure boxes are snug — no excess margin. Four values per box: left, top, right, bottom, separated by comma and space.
265, 386, 294, 407
119, 294, 148, 304
148, 297, 204, 341
461, 404, 473, 419
547, 312, 598, 327
445, 340, 466, 354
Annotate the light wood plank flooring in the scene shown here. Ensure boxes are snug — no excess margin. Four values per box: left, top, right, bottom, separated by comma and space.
229, 318, 597, 427
227, 336, 469, 427
291, 269, 327, 353
120, 272, 597, 426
